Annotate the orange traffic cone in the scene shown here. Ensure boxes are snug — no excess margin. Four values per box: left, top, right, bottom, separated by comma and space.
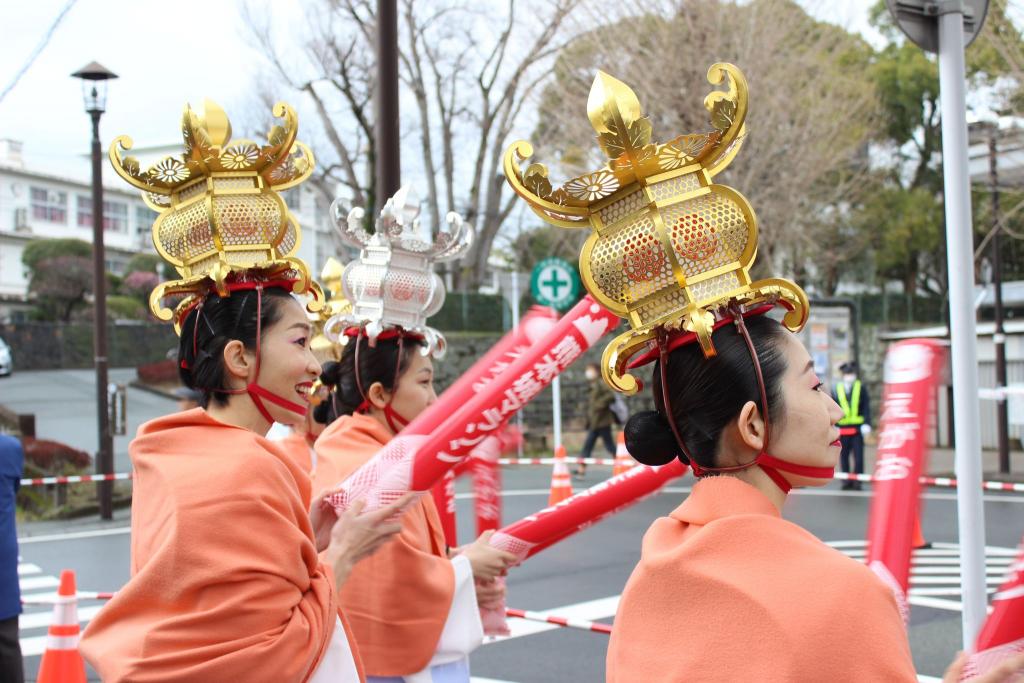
912, 516, 931, 550
37, 569, 87, 683
612, 432, 634, 477
548, 445, 573, 505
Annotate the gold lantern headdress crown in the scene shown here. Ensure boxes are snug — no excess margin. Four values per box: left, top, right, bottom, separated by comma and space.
503, 64, 808, 394
109, 99, 323, 331
323, 186, 473, 358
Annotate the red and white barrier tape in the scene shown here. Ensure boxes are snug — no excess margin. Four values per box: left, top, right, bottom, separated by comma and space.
834, 471, 1024, 493
17, 467, 1024, 493
19, 472, 131, 487
497, 457, 619, 467
21, 591, 114, 605
504, 607, 612, 634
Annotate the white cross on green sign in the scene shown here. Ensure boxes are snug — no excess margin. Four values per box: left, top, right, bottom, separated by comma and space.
530, 257, 580, 311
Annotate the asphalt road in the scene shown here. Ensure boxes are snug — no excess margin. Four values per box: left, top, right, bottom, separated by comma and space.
15, 465, 1024, 682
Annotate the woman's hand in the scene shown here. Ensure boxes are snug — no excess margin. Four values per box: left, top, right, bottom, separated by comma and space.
457, 530, 518, 582
474, 577, 506, 610
323, 494, 414, 587
942, 651, 1024, 682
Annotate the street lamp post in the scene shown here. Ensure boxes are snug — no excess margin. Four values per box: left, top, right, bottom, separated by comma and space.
72, 61, 118, 520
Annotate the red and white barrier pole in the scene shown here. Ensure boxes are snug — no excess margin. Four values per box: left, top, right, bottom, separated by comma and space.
865, 339, 945, 624
504, 607, 613, 635
324, 296, 620, 513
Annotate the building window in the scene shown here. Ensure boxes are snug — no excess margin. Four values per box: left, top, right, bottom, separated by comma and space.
30, 187, 67, 223
105, 201, 128, 233
283, 189, 301, 210
135, 205, 157, 234
77, 197, 129, 233
76, 196, 91, 227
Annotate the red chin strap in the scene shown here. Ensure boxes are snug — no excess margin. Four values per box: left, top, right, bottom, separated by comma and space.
192, 283, 309, 426
658, 307, 834, 494
352, 326, 412, 433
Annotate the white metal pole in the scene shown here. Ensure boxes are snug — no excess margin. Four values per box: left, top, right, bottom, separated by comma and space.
937, 7, 988, 646
511, 270, 524, 460
552, 375, 563, 452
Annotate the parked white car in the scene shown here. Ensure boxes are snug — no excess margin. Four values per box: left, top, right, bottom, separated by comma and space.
0, 337, 11, 376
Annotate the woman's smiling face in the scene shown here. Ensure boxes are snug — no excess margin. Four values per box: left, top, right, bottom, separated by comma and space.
248, 296, 322, 425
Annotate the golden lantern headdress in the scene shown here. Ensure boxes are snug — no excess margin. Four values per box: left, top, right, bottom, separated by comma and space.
322, 186, 473, 359
310, 257, 352, 362
503, 64, 808, 395
109, 99, 323, 332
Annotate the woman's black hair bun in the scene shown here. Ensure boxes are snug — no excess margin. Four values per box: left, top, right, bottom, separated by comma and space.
319, 360, 342, 386
624, 410, 685, 467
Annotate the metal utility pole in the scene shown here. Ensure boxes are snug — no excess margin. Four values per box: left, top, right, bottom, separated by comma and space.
988, 131, 1011, 473
375, 0, 401, 201
886, 0, 990, 646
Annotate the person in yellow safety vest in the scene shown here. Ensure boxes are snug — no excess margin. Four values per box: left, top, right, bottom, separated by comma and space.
831, 361, 872, 490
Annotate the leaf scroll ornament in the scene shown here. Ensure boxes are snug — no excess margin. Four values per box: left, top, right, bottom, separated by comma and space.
600, 117, 654, 164
710, 98, 736, 132
523, 163, 553, 200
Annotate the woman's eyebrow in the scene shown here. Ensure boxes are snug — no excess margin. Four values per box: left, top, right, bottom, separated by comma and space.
288, 322, 313, 334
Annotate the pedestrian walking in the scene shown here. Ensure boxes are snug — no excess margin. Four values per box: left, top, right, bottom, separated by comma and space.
832, 361, 872, 490
576, 363, 617, 477
0, 434, 24, 683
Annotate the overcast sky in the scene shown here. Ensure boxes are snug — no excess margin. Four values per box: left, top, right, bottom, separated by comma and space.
0, 0, 879, 183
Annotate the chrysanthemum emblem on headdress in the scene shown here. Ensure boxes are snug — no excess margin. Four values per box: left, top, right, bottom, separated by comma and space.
503, 63, 808, 393
108, 99, 323, 332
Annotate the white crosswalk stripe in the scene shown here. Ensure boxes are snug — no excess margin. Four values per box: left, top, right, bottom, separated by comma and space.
827, 540, 1017, 612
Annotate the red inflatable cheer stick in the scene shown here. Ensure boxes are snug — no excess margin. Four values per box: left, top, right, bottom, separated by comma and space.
962, 537, 1024, 678
479, 459, 689, 634
428, 306, 558, 545
865, 339, 945, 624
325, 296, 620, 513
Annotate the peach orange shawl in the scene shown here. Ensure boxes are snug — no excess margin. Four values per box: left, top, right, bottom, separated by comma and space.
606, 476, 917, 682
80, 408, 337, 682
314, 413, 455, 676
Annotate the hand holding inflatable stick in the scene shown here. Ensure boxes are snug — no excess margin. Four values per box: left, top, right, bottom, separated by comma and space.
477, 459, 688, 634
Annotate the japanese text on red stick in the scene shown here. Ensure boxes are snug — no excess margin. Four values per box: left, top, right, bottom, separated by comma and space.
872, 392, 919, 481
471, 344, 529, 393
448, 335, 583, 453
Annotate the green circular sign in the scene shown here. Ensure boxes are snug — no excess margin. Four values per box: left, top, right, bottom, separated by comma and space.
530, 257, 580, 311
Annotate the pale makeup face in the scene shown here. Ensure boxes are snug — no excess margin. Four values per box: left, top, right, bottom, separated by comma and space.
764, 333, 845, 487
371, 350, 437, 430
245, 297, 322, 426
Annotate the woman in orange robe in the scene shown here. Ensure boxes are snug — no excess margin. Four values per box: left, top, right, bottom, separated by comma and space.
313, 332, 517, 682
606, 313, 939, 682
80, 285, 405, 682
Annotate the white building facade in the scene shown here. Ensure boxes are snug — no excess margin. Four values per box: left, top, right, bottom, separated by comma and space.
0, 139, 341, 322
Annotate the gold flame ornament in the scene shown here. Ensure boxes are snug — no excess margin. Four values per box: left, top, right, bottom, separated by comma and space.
503, 64, 808, 394
109, 99, 323, 331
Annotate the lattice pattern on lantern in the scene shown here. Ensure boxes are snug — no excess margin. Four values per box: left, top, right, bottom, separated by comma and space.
108, 99, 322, 331
503, 64, 808, 393
323, 186, 473, 358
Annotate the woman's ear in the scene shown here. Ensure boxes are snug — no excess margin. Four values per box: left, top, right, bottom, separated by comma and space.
736, 400, 766, 452
366, 381, 391, 410
222, 339, 254, 385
